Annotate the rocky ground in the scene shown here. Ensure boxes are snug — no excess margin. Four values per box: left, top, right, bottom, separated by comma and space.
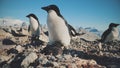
0, 37, 120, 68
0, 27, 120, 68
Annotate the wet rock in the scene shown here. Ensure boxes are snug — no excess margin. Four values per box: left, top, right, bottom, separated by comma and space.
21, 52, 38, 68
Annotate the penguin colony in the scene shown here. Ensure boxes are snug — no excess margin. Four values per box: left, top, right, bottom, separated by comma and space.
26, 4, 120, 49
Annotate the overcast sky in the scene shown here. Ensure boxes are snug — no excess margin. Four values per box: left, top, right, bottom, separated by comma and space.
0, 0, 120, 30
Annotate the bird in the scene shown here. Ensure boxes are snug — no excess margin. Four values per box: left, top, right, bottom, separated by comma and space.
26, 13, 48, 43
26, 13, 41, 38
41, 4, 79, 49
101, 23, 120, 43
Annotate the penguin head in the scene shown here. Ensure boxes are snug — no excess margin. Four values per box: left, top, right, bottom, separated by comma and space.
26, 13, 39, 22
26, 14, 38, 19
109, 23, 120, 29
41, 4, 60, 14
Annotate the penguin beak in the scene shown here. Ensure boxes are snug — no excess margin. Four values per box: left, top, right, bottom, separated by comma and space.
26, 15, 29, 17
41, 6, 49, 11
116, 24, 120, 26
115, 24, 120, 27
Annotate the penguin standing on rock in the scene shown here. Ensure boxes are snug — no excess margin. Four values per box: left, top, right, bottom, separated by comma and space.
101, 23, 120, 43
26, 14, 41, 38
26, 13, 48, 43
41, 4, 79, 49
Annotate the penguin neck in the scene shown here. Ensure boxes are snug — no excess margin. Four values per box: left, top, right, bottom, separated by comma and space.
29, 16, 39, 31
48, 10, 64, 19
48, 10, 58, 17
112, 27, 118, 32
29, 17, 39, 24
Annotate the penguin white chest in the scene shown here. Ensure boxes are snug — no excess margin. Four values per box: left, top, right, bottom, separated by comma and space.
105, 28, 119, 42
30, 17, 39, 31
47, 10, 70, 47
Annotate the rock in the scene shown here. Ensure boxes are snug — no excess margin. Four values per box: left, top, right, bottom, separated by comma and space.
41, 41, 63, 56
38, 57, 48, 64
37, 54, 48, 65
56, 55, 65, 62
59, 66, 66, 68
0, 55, 12, 63
39, 32, 48, 43
47, 55, 56, 61
43, 61, 54, 67
51, 62, 59, 67
2, 39, 16, 45
75, 59, 97, 68
21, 52, 38, 68
88, 59, 97, 65
2, 64, 10, 68
7, 48, 18, 54
67, 63, 77, 68
15, 45, 23, 52
63, 54, 72, 60
98, 42, 102, 50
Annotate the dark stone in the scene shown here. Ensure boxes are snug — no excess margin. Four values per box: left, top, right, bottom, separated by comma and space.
2, 39, 16, 45
41, 41, 63, 56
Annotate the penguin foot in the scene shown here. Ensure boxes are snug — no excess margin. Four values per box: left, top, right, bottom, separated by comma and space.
41, 41, 63, 56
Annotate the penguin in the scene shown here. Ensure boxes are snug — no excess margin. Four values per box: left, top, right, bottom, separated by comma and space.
26, 13, 48, 43
41, 4, 79, 49
101, 23, 120, 42
26, 13, 41, 38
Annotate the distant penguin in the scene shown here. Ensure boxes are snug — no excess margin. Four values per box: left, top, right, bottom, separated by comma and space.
26, 14, 41, 38
101, 23, 120, 42
26, 13, 48, 43
41, 5, 79, 49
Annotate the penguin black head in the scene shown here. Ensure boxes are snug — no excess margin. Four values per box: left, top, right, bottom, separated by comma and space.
41, 5, 62, 17
41, 5, 59, 12
26, 13, 39, 21
109, 23, 120, 29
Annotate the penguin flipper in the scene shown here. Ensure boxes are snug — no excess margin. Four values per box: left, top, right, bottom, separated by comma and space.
67, 24, 80, 37
101, 29, 110, 42
28, 25, 31, 32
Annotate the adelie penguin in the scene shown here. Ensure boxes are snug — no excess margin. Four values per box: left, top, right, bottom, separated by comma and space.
26, 13, 48, 43
101, 23, 120, 43
41, 4, 80, 49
